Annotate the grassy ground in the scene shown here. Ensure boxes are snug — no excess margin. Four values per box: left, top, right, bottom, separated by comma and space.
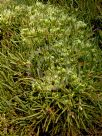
0, 0, 102, 136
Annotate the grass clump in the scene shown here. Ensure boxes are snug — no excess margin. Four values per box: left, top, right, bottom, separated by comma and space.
0, 1, 102, 136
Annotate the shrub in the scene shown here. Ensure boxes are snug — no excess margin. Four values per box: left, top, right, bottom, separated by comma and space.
0, 1, 102, 136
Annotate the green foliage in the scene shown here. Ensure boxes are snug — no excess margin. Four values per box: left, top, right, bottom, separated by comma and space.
0, 1, 102, 136
39, 0, 102, 22
14, 0, 102, 27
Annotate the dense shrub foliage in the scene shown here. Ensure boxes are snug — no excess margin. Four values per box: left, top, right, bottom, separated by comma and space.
0, 1, 102, 136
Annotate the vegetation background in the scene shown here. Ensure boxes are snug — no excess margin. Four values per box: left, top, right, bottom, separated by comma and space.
0, 0, 102, 136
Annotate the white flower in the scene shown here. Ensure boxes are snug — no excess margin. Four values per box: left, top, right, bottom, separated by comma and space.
15, 6, 21, 11
76, 21, 87, 29
36, 2, 45, 8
